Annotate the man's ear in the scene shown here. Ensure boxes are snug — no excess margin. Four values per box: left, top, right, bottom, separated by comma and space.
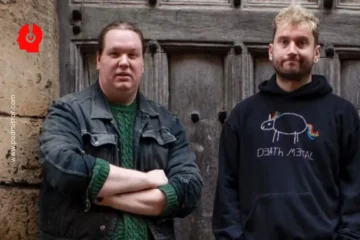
314, 44, 321, 63
96, 52, 101, 70
269, 43, 273, 61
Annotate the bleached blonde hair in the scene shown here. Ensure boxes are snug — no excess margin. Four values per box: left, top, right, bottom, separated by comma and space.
272, 5, 320, 45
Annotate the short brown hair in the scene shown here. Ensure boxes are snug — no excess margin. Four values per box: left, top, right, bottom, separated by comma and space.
97, 21, 145, 56
272, 5, 320, 45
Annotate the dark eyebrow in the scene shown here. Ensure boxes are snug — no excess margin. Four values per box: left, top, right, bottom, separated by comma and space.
107, 46, 137, 52
297, 36, 310, 41
277, 36, 288, 41
277, 35, 310, 42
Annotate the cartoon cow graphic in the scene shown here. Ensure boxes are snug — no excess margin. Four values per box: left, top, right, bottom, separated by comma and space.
261, 112, 319, 144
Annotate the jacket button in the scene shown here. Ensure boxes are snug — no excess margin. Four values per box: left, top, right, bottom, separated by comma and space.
100, 225, 106, 231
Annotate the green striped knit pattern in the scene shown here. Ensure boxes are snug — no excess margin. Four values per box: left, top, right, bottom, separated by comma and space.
110, 101, 149, 240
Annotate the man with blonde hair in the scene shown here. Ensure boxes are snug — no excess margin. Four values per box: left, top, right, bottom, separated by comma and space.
212, 5, 360, 240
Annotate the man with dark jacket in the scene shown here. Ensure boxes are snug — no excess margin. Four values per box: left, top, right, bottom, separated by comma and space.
39, 21, 203, 240
212, 5, 360, 240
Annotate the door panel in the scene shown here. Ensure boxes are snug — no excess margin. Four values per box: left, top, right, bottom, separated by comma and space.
169, 52, 224, 239
254, 56, 275, 91
340, 60, 360, 111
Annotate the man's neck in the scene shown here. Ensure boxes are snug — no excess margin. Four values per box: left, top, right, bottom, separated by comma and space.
108, 94, 136, 106
99, 82, 137, 105
276, 74, 312, 92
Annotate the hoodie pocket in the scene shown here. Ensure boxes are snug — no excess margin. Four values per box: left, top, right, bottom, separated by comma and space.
244, 192, 332, 240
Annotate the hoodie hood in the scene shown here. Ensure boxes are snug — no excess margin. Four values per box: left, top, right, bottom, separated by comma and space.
258, 74, 333, 99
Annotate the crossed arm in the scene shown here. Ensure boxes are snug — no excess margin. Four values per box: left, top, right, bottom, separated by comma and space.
91, 163, 172, 216
91, 117, 202, 217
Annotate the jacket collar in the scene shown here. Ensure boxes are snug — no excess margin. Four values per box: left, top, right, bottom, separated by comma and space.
90, 81, 158, 119
137, 93, 159, 117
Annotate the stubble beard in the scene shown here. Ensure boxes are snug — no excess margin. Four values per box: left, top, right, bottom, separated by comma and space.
273, 59, 313, 82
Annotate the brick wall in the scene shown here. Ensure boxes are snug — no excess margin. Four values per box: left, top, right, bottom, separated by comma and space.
0, 0, 58, 239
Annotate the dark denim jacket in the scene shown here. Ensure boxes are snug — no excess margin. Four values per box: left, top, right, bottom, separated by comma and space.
38, 82, 203, 240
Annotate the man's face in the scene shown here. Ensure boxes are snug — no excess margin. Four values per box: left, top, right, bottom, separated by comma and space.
269, 23, 320, 82
97, 29, 144, 98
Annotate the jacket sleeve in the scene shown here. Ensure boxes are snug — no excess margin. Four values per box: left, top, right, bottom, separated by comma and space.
165, 116, 203, 218
336, 111, 360, 239
212, 121, 244, 240
39, 100, 97, 199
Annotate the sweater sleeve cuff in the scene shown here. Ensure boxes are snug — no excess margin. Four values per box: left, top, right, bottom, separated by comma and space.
88, 158, 110, 202
158, 184, 179, 217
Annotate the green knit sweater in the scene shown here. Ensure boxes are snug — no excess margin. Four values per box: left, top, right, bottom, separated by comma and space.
88, 100, 179, 240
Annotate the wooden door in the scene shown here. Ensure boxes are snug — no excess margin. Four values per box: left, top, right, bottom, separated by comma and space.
58, 0, 360, 239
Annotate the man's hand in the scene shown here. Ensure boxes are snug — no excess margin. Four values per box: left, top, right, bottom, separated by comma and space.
95, 195, 116, 208
146, 169, 168, 188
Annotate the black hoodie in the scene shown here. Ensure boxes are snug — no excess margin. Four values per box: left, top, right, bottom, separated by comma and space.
213, 74, 360, 240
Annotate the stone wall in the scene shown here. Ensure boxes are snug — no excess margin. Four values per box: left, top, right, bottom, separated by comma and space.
0, 0, 58, 239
